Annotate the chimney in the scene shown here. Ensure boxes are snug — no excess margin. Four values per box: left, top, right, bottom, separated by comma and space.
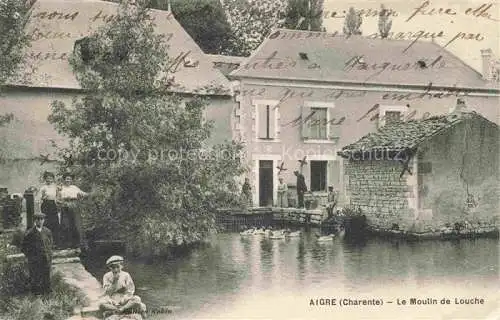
449, 98, 468, 114
481, 48, 493, 81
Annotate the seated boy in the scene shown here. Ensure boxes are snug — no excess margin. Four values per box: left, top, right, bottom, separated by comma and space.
99, 255, 146, 318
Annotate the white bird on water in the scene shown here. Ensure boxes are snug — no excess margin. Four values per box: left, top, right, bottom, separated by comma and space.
316, 233, 335, 242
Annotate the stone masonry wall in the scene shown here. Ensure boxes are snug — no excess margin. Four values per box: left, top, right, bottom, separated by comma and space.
344, 159, 415, 231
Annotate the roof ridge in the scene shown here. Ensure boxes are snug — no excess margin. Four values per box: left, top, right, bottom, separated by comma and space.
340, 109, 498, 155
428, 41, 485, 80
229, 29, 274, 77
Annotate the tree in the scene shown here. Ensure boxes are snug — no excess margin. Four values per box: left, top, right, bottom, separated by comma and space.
283, 0, 324, 31
147, 0, 232, 54
0, 0, 34, 126
343, 7, 362, 36
221, 0, 287, 56
378, 4, 392, 39
48, 1, 245, 255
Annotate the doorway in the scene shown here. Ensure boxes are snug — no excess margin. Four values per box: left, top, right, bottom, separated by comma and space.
259, 160, 274, 207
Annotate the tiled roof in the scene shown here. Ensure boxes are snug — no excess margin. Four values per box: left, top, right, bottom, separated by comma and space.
337, 111, 497, 156
9, 0, 231, 95
231, 29, 497, 90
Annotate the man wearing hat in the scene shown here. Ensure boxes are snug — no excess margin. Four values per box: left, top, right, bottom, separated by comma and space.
21, 212, 53, 295
294, 171, 307, 209
99, 255, 146, 318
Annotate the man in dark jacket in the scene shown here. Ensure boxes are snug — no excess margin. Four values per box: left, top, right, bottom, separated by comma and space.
22, 212, 53, 295
294, 171, 308, 208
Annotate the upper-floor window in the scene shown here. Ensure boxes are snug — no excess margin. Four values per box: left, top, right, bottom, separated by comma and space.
384, 111, 403, 125
301, 102, 338, 141
254, 100, 279, 140
308, 108, 328, 139
378, 105, 408, 128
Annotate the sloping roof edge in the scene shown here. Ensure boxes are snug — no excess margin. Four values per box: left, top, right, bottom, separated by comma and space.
337, 111, 499, 158
6, 0, 232, 96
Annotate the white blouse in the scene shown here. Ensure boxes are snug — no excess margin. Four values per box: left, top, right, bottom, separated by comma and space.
59, 185, 86, 200
40, 184, 57, 200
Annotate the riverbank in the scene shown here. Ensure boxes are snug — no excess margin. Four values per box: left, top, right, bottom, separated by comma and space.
0, 229, 86, 320
367, 227, 500, 241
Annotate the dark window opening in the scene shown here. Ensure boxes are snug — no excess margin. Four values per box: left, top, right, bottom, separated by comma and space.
310, 161, 327, 192
385, 111, 402, 124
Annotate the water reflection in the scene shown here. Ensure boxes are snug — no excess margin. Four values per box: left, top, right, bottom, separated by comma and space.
86, 233, 498, 320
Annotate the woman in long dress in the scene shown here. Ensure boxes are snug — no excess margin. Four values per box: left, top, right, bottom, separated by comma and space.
277, 177, 288, 208
40, 171, 60, 248
57, 173, 87, 249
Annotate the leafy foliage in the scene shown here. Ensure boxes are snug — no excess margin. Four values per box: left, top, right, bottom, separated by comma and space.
343, 7, 362, 36
48, 1, 245, 254
283, 0, 324, 32
0, 0, 33, 89
0, 270, 85, 320
221, 0, 287, 56
148, 0, 232, 54
377, 4, 392, 39
0, 0, 34, 127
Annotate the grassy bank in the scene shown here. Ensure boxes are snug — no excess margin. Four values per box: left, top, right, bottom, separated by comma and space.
0, 230, 86, 320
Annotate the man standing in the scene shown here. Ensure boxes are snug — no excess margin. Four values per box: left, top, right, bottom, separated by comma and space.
241, 178, 252, 207
22, 212, 53, 295
294, 171, 307, 209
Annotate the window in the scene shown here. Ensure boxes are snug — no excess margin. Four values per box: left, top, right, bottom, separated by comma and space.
378, 105, 408, 128
301, 102, 337, 141
310, 161, 327, 191
257, 104, 277, 139
384, 111, 402, 124
308, 108, 328, 139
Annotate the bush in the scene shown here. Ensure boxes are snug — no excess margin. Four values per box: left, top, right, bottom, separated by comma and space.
48, 1, 246, 256
0, 259, 30, 297
0, 272, 85, 320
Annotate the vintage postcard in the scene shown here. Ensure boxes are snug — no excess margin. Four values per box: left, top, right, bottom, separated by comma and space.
0, 0, 498, 319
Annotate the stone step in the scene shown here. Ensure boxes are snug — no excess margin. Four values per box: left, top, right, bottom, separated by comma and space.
53, 257, 81, 264
80, 305, 100, 318
5, 248, 81, 263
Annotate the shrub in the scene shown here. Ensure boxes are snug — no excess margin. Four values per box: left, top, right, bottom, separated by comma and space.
47, 1, 246, 256
0, 272, 85, 320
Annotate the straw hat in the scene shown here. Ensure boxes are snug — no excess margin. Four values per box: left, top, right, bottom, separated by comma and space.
106, 255, 124, 266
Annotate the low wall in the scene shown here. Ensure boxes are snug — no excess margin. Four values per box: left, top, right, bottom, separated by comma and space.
216, 207, 325, 231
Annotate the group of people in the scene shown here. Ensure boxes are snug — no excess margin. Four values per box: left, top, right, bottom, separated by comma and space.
241, 171, 337, 212
21, 226, 146, 317
21, 171, 87, 296
276, 171, 307, 208
39, 171, 87, 249
21, 171, 146, 317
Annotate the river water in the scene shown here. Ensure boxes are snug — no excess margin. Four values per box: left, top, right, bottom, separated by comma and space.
87, 231, 499, 320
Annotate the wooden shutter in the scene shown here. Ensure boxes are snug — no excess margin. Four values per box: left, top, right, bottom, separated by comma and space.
328, 117, 342, 139
301, 106, 311, 139
268, 105, 276, 139
328, 160, 341, 188
258, 104, 268, 138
